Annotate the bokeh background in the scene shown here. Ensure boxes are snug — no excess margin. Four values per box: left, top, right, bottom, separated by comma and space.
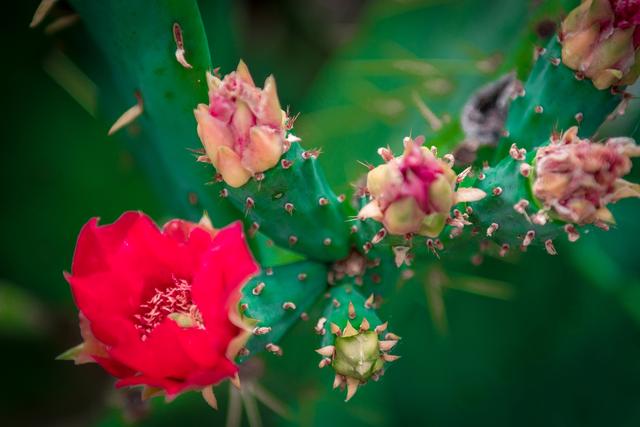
2, 0, 640, 426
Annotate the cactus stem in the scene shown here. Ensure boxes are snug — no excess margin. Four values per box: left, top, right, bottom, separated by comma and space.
108, 91, 143, 136
253, 326, 272, 335
374, 322, 388, 334
499, 244, 510, 257
487, 223, 499, 237
564, 224, 580, 242
345, 377, 359, 402
360, 317, 370, 332
265, 343, 283, 356
492, 186, 503, 196
252, 282, 265, 296
282, 301, 296, 311
348, 301, 356, 320
172, 23, 193, 69
545, 239, 558, 255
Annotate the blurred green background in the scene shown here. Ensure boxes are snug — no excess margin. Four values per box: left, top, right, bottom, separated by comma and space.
2, 0, 640, 426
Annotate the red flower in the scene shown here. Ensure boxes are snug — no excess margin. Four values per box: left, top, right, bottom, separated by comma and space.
63, 212, 258, 403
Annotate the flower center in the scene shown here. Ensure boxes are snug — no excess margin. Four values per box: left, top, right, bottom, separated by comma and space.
134, 277, 204, 341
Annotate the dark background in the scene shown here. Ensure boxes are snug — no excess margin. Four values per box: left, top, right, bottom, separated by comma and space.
2, 0, 640, 426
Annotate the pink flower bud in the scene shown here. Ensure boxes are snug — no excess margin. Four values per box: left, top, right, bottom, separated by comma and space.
359, 136, 485, 237
194, 61, 286, 187
533, 126, 640, 225
560, 0, 640, 88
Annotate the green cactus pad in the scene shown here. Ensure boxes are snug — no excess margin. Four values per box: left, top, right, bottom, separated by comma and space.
495, 37, 623, 161
320, 284, 383, 347
469, 155, 569, 250
239, 260, 328, 359
221, 142, 351, 262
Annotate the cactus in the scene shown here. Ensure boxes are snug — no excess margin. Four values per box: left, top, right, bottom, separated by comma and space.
239, 260, 328, 358
315, 284, 399, 401
42, 0, 640, 421
495, 37, 624, 160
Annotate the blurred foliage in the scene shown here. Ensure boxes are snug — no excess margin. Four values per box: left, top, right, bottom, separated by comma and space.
2, 0, 640, 426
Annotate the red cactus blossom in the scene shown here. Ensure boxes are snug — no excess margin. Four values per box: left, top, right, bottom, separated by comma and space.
62, 212, 258, 406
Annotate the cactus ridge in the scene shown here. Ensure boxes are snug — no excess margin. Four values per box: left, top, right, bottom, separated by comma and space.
495, 37, 623, 160
221, 141, 352, 262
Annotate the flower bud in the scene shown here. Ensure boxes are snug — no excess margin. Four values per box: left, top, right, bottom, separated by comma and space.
560, 0, 640, 89
194, 61, 287, 187
359, 136, 485, 237
332, 331, 384, 381
533, 126, 640, 225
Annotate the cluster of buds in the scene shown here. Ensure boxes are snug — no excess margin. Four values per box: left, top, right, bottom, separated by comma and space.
194, 61, 288, 187
359, 136, 486, 237
560, 0, 640, 89
316, 320, 399, 401
532, 126, 640, 225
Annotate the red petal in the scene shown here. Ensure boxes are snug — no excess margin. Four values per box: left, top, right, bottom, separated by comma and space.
72, 212, 145, 277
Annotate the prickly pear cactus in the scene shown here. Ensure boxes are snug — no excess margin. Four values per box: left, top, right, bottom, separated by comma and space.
43, 0, 640, 423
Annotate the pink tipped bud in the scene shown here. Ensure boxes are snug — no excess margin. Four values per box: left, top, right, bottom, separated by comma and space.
358, 136, 483, 237
533, 127, 639, 225
194, 65, 288, 186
